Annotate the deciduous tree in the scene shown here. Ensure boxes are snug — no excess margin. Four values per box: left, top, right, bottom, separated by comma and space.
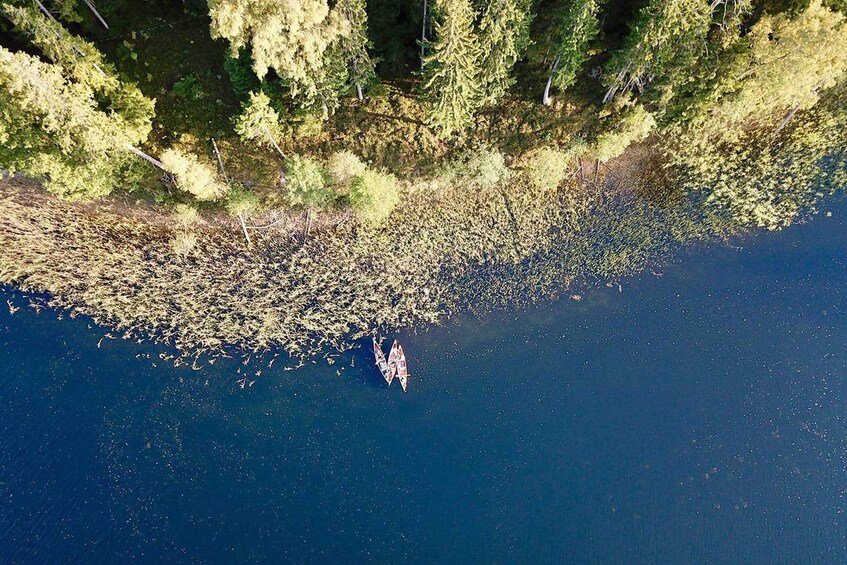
160, 149, 230, 201
349, 169, 401, 226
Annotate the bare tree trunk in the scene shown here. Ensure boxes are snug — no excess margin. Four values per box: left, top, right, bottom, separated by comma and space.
262, 125, 287, 159
211, 138, 227, 179
212, 139, 252, 247
420, 0, 428, 70
773, 104, 801, 136
237, 214, 252, 246
307, 210, 313, 238
351, 58, 365, 101
543, 57, 560, 106
35, 0, 57, 21
127, 145, 165, 169
82, 0, 109, 30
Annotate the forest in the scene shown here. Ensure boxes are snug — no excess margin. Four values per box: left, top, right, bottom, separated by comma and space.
1, 0, 847, 359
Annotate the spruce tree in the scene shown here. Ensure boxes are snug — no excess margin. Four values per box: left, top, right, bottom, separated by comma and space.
337, 0, 377, 100
602, 0, 714, 103
477, 0, 532, 106
543, 0, 600, 105
422, 0, 483, 136
3, 4, 154, 139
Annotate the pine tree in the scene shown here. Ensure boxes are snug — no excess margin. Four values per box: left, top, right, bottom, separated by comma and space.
422, 0, 483, 136
337, 0, 377, 100
543, 0, 600, 105
477, 0, 532, 106
208, 0, 350, 109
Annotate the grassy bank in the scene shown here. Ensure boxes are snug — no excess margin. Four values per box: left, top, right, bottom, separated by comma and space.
3, 85, 845, 366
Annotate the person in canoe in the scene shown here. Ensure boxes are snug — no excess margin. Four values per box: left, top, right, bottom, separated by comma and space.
387, 340, 400, 380
396, 343, 409, 392
373, 337, 394, 385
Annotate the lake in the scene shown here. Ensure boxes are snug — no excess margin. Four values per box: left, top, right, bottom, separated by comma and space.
2, 199, 846, 563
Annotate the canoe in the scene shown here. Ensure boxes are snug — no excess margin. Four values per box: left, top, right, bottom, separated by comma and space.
373, 337, 394, 385
396, 343, 409, 392
387, 340, 400, 381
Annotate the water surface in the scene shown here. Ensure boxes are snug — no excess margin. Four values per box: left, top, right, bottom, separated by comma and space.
2, 201, 846, 563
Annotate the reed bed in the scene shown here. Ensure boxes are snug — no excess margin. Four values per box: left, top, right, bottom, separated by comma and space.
1, 98, 844, 364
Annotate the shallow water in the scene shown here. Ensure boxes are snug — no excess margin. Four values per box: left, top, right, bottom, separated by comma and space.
2, 200, 846, 563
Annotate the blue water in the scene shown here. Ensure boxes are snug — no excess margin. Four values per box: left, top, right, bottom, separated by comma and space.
2, 202, 847, 563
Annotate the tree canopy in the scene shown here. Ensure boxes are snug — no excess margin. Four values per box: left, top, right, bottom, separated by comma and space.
209, 0, 350, 108
422, 0, 483, 136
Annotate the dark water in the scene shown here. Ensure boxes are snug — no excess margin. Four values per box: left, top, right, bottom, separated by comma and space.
2, 203, 847, 564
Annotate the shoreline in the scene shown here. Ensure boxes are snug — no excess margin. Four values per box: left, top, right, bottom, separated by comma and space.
1, 99, 845, 363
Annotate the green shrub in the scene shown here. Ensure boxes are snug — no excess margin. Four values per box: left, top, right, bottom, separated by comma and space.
524, 148, 572, 192
594, 106, 656, 163
160, 149, 229, 201
454, 149, 512, 190
350, 169, 401, 226
327, 151, 367, 190
285, 155, 333, 209
172, 75, 204, 100
226, 186, 260, 217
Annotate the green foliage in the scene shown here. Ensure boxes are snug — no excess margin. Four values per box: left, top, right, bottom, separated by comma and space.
173, 203, 200, 229
450, 148, 512, 189
234, 91, 285, 149
422, 0, 483, 136
173, 75, 205, 100
4, 4, 118, 94
2, 4, 154, 140
548, 0, 600, 94
223, 48, 260, 102
349, 169, 401, 225
685, 96, 847, 229
603, 0, 716, 102
336, 0, 377, 97
701, 0, 847, 141
523, 148, 574, 192
226, 186, 261, 217
208, 0, 349, 107
160, 149, 230, 201
327, 150, 367, 188
0, 42, 151, 200
477, 0, 533, 105
594, 105, 656, 162
171, 231, 199, 256
285, 155, 333, 209
52, 0, 83, 23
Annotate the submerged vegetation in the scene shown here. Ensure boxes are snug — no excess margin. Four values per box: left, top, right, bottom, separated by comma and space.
1, 0, 846, 361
